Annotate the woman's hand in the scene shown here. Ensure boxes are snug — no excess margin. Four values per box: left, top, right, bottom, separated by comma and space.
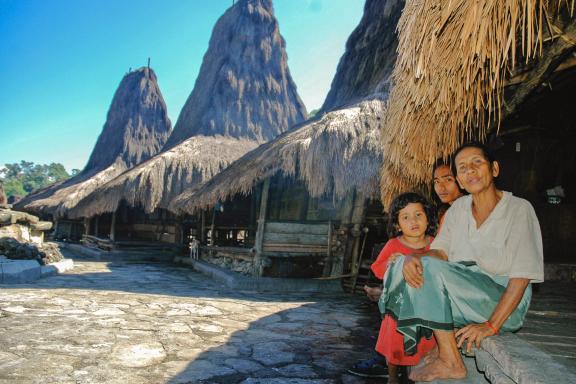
363, 285, 382, 302
402, 255, 424, 288
455, 323, 495, 353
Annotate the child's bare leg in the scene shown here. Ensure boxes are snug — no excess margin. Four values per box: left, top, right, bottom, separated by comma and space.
388, 363, 400, 384
409, 330, 466, 382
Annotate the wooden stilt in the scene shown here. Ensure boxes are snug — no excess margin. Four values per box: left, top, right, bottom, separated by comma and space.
253, 179, 270, 277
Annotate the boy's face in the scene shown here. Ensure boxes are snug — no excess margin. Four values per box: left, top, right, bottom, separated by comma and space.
398, 202, 428, 238
433, 165, 462, 204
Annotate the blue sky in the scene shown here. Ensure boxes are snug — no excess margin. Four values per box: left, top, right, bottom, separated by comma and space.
0, 0, 364, 172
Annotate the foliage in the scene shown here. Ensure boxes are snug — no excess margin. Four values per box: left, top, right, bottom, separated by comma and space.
308, 109, 320, 118
0, 161, 74, 198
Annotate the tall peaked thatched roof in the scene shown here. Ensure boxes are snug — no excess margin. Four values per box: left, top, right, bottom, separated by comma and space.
380, 0, 575, 205
69, 136, 259, 218
67, 0, 307, 218
169, 98, 386, 214
164, 0, 307, 148
16, 67, 172, 217
321, 0, 403, 112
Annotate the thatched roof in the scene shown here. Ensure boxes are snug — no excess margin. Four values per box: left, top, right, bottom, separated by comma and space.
16, 67, 172, 217
68, 136, 259, 218
321, 0, 403, 112
169, 97, 386, 214
380, 0, 575, 204
164, 0, 307, 148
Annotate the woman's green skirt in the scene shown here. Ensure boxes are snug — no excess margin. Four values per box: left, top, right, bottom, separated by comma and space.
378, 256, 532, 355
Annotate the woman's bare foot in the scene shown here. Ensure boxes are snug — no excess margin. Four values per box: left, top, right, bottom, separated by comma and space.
409, 357, 466, 382
424, 346, 438, 363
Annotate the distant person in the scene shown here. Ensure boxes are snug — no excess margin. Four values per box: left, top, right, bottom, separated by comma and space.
382, 142, 543, 382
350, 193, 437, 383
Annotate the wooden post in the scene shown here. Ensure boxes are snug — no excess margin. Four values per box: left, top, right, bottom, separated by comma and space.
94, 216, 100, 238
322, 220, 333, 277
209, 207, 216, 246
253, 179, 270, 277
331, 191, 355, 276
200, 210, 206, 244
84, 217, 91, 236
110, 210, 117, 241
349, 192, 367, 291
54, 219, 60, 238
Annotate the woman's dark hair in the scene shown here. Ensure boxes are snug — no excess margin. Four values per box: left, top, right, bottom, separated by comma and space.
452, 141, 497, 175
387, 192, 437, 238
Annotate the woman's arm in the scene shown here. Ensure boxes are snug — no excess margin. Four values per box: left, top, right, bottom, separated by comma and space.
455, 278, 530, 352
402, 249, 449, 288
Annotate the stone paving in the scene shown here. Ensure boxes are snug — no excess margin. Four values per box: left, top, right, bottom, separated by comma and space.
0, 257, 378, 384
1, 253, 575, 384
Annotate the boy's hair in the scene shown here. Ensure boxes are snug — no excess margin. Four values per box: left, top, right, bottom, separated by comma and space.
387, 192, 437, 238
452, 141, 497, 175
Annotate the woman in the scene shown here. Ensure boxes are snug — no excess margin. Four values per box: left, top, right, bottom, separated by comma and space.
380, 142, 543, 381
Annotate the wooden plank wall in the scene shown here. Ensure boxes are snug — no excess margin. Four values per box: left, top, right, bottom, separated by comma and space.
262, 222, 329, 255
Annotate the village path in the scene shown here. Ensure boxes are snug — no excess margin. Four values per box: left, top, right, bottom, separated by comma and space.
0, 255, 380, 384
1, 254, 575, 384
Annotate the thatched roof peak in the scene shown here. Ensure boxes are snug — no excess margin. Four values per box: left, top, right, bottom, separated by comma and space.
321, 0, 403, 113
164, 0, 306, 148
16, 66, 172, 217
84, 66, 171, 172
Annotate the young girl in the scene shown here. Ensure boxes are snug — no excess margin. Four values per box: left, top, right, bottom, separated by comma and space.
370, 192, 438, 383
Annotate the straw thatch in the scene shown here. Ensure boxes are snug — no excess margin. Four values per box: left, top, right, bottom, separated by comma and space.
321, 0, 403, 112
164, 0, 307, 148
16, 67, 172, 217
380, 0, 575, 205
15, 164, 127, 218
169, 97, 386, 215
69, 136, 259, 218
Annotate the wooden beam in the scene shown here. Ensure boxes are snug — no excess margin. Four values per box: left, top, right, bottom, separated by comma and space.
253, 179, 270, 277
110, 210, 117, 241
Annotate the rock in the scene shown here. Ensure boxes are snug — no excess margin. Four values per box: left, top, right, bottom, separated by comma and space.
252, 341, 295, 365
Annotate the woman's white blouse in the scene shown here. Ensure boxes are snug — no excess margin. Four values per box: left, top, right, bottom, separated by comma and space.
431, 191, 544, 282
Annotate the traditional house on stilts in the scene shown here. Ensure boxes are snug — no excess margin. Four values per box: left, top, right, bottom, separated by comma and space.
15, 67, 172, 241
168, 0, 405, 290
67, 0, 308, 254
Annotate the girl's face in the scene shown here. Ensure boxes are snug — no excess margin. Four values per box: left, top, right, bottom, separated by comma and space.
433, 165, 462, 204
397, 202, 428, 238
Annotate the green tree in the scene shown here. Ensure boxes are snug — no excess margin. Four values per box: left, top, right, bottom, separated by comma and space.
0, 161, 73, 199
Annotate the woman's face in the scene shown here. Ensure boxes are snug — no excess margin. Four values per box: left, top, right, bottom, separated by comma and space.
454, 147, 499, 194
433, 165, 462, 204
398, 202, 428, 238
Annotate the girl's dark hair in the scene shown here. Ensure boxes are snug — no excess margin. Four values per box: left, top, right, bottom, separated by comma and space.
452, 141, 497, 174
387, 192, 437, 238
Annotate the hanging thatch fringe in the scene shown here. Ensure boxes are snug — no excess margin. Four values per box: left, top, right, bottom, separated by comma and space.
169, 98, 386, 215
67, 136, 259, 219
380, 0, 574, 205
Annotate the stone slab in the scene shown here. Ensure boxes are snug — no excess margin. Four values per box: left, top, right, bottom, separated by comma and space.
480, 333, 576, 384
0, 259, 41, 283
175, 257, 342, 292
41, 259, 75, 277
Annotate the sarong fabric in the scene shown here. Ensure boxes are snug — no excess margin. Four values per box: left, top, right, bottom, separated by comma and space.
379, 256, 532, 355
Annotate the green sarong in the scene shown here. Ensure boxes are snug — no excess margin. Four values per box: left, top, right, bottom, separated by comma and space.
378, 256, 532, 355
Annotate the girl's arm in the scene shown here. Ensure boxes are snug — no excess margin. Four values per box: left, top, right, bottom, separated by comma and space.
455, 278, 530, 352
